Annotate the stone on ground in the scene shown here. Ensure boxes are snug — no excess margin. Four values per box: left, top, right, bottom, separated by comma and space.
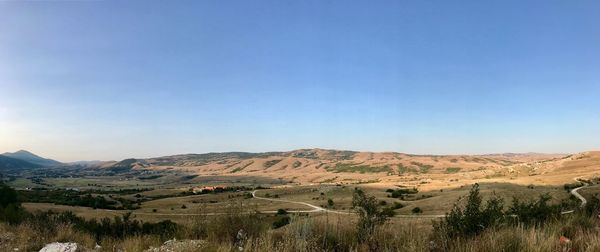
39, 242, 79, 252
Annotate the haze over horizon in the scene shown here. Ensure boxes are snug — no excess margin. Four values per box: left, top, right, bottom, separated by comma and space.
1, 1, 599, 162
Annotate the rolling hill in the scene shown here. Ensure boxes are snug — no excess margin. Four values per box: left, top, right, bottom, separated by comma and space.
95, 149, 582, 186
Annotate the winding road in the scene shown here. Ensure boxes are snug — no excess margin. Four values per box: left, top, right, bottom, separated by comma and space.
251, 190, 445, 218
570, 179, 588, 208
561, 178, 588, 214
251, 190, 350, 214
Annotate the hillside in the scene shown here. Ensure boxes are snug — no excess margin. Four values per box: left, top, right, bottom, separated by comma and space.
0, 155, 42, 171
95, 149, 578, 186
1, 150, 62, 167
506, 151, 600, 185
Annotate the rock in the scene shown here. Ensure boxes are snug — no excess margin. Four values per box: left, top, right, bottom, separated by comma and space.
39, 242, 78, 252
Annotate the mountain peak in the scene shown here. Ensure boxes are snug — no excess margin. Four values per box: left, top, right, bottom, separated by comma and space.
12, 150, 36, 156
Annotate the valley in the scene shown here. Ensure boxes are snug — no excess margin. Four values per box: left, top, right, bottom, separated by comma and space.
2, 149, 599, 223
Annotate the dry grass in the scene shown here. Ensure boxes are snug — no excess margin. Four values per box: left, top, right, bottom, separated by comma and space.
0, 223, 96, 251
4, 210, 600, 252
436, 215, 600, 252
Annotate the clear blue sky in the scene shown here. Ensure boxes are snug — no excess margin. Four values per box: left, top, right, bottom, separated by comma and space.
1, 1, 599, 161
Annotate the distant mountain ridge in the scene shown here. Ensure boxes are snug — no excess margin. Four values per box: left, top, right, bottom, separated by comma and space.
139, 149, 565, 165
0, 155, 42, 171
85, 148, 571, 184
1, 150, 62, 167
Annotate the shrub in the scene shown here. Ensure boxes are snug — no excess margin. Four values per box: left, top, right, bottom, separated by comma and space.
410, 162, 433, 173
327, 198, 334, 208
445, 167, 461, 173
381, 207, 396, 217
352, 188, 389, 243
272, 216, 291, 229
433, 183, 504, 241
564, 182, 584, 191
411, 207, 422, 214
264, 159, 282, 168
584, 194, 600, 217
507, 194, 561, 226
392, 202, 404, 209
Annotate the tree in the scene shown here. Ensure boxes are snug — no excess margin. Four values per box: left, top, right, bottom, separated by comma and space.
352, 188, 389, 243
0, 183, 26, 224
0, 183, 18, 208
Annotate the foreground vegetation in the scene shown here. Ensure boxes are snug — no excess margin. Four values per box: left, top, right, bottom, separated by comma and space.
2, 182, 600, 251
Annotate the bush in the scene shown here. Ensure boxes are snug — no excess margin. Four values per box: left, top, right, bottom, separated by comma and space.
272, 216, 290, 229
381, 207, 396, 217
507, 194, 561, 226
13, 210, 178, 240
584, 194, 600, 217
445, 167, 461, 173
564, 182, 584, 191
392, 202, 404, 209
433, 184, 504, 240
0, 183, 27, 224
432, 183, 563, 251
276, 209, 287, 215
352, 188, 389, 243
411, 207, 422, 214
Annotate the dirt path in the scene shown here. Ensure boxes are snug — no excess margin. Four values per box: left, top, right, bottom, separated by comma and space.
570, 179, 588, 207
251, 190, 350, 214
251, 190, 445, 218
561, 178, 588, 214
